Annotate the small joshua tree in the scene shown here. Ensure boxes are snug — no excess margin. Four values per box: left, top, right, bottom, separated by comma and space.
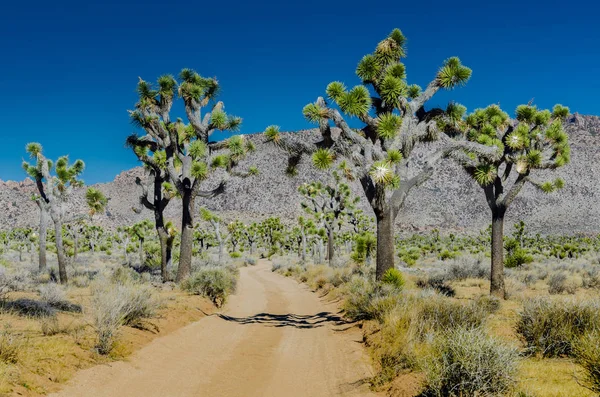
450, 103, 570, 297
23, 143, 84, 283
199, 208, 227, 264
298, 170, 359, 265
265, 29, 498, 279
86, 188, 108, 218
128, 220, 154, 268
128, 69, 255, 282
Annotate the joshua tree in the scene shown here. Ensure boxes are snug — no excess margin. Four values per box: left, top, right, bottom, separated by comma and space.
297, 216, 315, 263
199, 208, 227, 263
227, 220, 245, 253
126, 142, 178, 282
243, 222, 260, 256
264, 29, 498, 279
128, 220, 154, 268
127, 69, 255, 282
450, 103, 570, 297
298, 170, 359, 265
22, 143, 84, 283
259, 217, 284, 256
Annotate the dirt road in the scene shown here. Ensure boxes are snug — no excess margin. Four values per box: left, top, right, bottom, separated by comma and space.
50, 261, 378, 397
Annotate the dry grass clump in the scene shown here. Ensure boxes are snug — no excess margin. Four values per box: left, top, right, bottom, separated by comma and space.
516, 297, 600, 357
90, 279, 162, 355
420, 327, 520, 397
411, 296, 490, 340
181, 266, 238, 307
0, 325, 24, 364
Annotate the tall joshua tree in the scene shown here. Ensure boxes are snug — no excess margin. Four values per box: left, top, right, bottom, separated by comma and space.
298, 169, 359, 265
22, 143, 84, 283
265, 29, 498, 279
127, 69, 255, 282
126, 141, 178, 282
449, 103, 570, 297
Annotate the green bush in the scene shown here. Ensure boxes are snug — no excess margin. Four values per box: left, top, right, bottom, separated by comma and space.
422, 328, 519, 397
574, 331, 600, 394
381, 268, 405, 290
181, 267, 238, 307
230, 251, 241, 259
516, 298, 600, 357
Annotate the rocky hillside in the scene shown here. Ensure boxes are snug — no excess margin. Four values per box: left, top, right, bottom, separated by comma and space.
1, 114, 599, 235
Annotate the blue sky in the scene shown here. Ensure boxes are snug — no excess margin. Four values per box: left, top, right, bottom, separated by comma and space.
0, 0, 597, 183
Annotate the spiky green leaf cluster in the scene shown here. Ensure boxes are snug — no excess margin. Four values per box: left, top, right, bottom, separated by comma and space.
437, 57, 472, 89
191, 161, 209, 179
312, 149, 335, 170
377, 113, 402, 139
264, 125, 281, 143
473, 164, 497, 186
303, 102, 328, 123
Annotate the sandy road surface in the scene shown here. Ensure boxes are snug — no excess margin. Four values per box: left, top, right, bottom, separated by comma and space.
50, 260, 378, 397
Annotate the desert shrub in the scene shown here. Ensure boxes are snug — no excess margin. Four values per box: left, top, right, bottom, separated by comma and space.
327, 267, 353, 287
230, 252, 241, 259
181, 267, 237, 307
581, 268, 600, 289
71, 275, 90, 288
398, 247, 420, 266
111, 266, 141, 285
0, 326, 23, 364
421, 328, 519, 397
341, 276, 376, 321
369, 308, 417, 387
446, 260, 489, 281
412, 297, 488, 340
381, 268, 405, 290
90, 281, 161, 354
548, 272, 577, 295
505, 249, 533, 268
244, 258, 256, 266
38, 283, 66, 305
39, 316, 73, 336
574, 331, 600, 394
415, 274, 456, 297
2, 298, 56, 318
516, 298, 600, 357
38, 283, 82, 313
475, 295, 501, 314
438, 249, 457, 261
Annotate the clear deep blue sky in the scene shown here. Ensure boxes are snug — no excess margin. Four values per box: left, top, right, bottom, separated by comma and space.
0, 0, 597, 183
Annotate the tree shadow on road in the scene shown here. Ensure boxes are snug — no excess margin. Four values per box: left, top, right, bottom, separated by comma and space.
217, 311, 351, 329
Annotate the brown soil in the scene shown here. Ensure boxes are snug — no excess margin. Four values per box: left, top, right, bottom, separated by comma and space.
49, 260, 379, 397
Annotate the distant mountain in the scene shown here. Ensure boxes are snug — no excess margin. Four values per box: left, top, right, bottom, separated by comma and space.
1, 114, 599, 235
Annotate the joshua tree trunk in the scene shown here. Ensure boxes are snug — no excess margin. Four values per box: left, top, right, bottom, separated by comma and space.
300, 231, 307, 263
53, 220, 68, 284
375, 208, 395, 280
73, 231, 79, 261
176, 191, 194, 282
326, 227, 335, 266
490, 207, 506, 298
138, 238, 145, 267
158, 229, 172, 282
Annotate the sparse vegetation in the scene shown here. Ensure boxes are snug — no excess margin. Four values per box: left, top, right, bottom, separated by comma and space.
181, 267, 238, 307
